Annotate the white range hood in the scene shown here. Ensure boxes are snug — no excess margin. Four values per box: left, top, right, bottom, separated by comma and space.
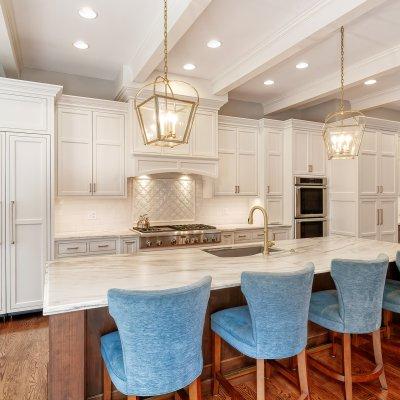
116, 75, 228, 179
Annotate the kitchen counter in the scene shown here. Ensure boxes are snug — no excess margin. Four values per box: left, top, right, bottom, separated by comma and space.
54, 229, 138, 240
44, 235, 400, 315
215, 223, 291, 231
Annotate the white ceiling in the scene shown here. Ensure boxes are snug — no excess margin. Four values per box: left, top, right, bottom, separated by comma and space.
5, 0, 400, 113
11, 0, 161, 80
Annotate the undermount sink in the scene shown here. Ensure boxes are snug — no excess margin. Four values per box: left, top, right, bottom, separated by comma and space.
203, 245, 283, 258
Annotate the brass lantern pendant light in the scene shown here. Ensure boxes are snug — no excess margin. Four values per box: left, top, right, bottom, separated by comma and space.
323, 26, 365, 160
134, 0, 199, 148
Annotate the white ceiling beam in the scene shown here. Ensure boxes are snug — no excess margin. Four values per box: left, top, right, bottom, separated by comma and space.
351, 83, 400, 110
0, 0, 21, 78
128, 0, 211, 83
263, 45, 400, 114
212, 0, 386, 96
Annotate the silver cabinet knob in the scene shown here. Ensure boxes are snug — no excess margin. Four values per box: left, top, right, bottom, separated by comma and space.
156, 240, 163, 246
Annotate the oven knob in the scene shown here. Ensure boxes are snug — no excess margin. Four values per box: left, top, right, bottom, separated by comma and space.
156, 240, 163, 247
193, 238, 199, 244
206, 237, 212, 243
211, 236, 217, 242
146, 240, 152, 247
170, 238, 177, 245
185, 237, 190, 244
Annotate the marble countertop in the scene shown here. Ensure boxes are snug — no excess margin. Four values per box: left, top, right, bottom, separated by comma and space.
54, 224, 292, 240
54, 229, 139, 240
43, 235, 400, 316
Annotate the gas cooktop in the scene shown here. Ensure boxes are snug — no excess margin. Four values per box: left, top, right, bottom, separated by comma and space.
132, 224, 217, 233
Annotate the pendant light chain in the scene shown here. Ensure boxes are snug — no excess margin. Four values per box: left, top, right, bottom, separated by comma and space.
163, 0, 168, 82
340, 26, 344, 113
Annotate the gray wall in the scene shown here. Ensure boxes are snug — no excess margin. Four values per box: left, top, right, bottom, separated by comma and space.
21, 67, 118, 100
219, 99, 264, 119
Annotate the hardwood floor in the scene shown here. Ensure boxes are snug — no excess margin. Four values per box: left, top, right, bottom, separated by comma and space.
1, 314, 400, 400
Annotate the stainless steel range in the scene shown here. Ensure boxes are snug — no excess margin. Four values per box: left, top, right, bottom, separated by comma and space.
131, 224, 221, 249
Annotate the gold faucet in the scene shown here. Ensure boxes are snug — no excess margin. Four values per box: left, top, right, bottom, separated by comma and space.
248, 205, 274, 255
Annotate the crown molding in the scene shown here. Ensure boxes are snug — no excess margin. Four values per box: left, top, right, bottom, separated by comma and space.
0, 76, 62, 98
212, 0, 385, 95
363, 116, 400, 131
351, 83, 400, 111
259, 118, 284, 129
263, 44, 400, 114
58, 94, 128, 112
218, 115, 260, 127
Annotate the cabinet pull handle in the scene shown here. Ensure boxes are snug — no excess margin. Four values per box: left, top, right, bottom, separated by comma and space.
238, 235, 246, 238
267, 185, 270, 194
380, 185, 383, 193
308, 165, 313, 173
10, 201, 15, 245
273, 233, 276, 240
98, 244, 109, 248
67, 246, 79, 250
93, 183, 97, 193
223, 235, 231, 238
380, 209, 383, 226
377, 209, 380, 226
257, 233, 264, 237
89, 183, 92, 193
377, 186, 380, 194
124, 241, 135, 245
238, 186, 240, 194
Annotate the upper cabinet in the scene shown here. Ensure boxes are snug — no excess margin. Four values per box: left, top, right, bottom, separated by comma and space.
215, 116, 258, 196
57, 96, 127, 197
290, 120, 326, 176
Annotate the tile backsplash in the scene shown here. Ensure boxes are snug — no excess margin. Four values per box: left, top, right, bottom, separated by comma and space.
55, 174, 259, 233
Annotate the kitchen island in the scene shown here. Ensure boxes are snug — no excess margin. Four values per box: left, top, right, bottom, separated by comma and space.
45, 236, 400, 400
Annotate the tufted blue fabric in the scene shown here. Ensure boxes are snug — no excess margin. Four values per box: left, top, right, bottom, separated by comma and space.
309, 254, 389, 334
211, 263, 314, 360
383, 250, 400, 313
101, 276, 211, 396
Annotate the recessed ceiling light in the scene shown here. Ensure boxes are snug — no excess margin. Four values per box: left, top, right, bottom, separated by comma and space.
296, 62, 309, 69
78, 6, 98, 19
183, 63, 196, 70
73, 40, 89, 50
207, 39, 221, 48
263, 79, 274, 86
364, 79, 377, 85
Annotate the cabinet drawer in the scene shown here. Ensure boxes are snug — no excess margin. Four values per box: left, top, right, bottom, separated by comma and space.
252, 230, 265, 240
269, 229, 290, 241
57, 241, 87, 256
89, 240, 117, 253
221, 232, 234, 245
234, 231, 252, 242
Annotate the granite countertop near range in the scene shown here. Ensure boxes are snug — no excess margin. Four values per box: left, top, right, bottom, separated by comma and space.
54, 229, 139, 240
44, 235, 400, 316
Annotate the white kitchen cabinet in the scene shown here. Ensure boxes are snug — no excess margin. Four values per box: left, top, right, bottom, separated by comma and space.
266, 197, 283, 224
215, 116, 258, 196
232, 226, 291, 244
291, 121, 325, 176
220, 231, 234, 245
6, 133, 50, 313
265, 129, 283, 196
0, 135, 4, 315
57, 96, 126, 197
329, 118, 399, 243
120, 237, 139, 254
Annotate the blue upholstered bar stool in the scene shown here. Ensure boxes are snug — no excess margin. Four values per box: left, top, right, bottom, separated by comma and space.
308, 255, 389, 400
382, 251, 400, 344
211, 264, 315, 400
101, 276, 211, 400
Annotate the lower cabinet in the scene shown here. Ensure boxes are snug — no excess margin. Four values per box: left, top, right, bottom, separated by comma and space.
55, 236, 139, 258
230, 226, 291, 244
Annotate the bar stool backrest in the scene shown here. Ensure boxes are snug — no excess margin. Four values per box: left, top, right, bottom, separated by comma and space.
331, 254, 388, 334
107, 276, 211, 395
241, 263, 315, 359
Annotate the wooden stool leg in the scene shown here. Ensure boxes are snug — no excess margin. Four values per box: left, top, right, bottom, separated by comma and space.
297, 349, 310, 400
372, 329, 388, 390
103, 361, 112, 400
127, 397, 138, 400
343, 333, 353, 400
189, 377, 202, 400
212, 333, 222, 395
383, 310, 392, 339
256, 359, 265, 400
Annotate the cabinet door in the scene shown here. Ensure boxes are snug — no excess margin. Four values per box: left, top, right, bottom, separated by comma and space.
0, 134, 5, 315
379, 198, 397, 242
192, 110, 217, 158
358, 198, 379, 240
57, 108, 93, 195
309, 132, 325, 175
293, 131, 309, 175
121, 238, 138, 254
237, 128, 258, 195
359, 129, 379, 196
266, 131, 283, 196
6, 134, 49, 312
93, 112, 125, 196
215, 126, 237, 195
379, 130, 397, 197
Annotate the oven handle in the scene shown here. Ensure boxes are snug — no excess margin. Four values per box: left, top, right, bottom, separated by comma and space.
295, 185, 327, 189
295, 218, 327, 222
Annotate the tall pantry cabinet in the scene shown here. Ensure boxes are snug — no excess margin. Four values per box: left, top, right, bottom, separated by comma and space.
0, 78, 61, 314
329, 117, 399, 242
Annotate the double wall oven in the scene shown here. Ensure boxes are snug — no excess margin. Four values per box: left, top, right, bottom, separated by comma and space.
294, 177, 328, 238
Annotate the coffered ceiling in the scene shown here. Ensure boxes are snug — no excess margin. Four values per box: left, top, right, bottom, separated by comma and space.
1, 0, 399, 113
